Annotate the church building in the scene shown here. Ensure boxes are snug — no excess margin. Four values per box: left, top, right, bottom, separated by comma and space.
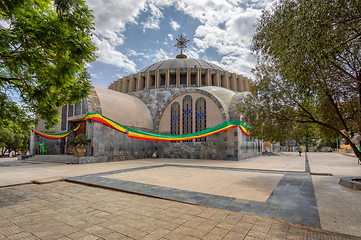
30, 36, 262, 162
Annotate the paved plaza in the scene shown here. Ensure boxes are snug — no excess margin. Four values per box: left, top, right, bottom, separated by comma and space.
0, 152, 361, 239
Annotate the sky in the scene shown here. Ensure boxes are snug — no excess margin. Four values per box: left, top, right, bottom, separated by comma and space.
85, 0, 274, 88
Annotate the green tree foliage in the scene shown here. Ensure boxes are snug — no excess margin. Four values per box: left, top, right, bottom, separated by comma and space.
239, 0, 361, 159
0, 127, 30, 154
74, 133, 90, 146
292, 124, 317, 152
0, 0, 97, 129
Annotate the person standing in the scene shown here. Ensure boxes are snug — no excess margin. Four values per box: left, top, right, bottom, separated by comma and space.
298, 146, 302, 156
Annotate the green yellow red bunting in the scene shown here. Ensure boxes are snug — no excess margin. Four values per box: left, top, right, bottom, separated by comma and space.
33, 112, 250, 141
84, 113, 127, 134
127, 121, 249, 141
32, 123, 81, 139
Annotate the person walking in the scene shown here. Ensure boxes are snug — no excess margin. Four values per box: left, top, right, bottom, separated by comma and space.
298, 146, 302, 156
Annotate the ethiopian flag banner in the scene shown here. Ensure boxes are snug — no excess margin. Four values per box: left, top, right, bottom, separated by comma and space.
84, 112, 249, 141
32, 123, 81, 140
84, 112, 127, 134
128, 120, 249, 141
33, 112, 249, 141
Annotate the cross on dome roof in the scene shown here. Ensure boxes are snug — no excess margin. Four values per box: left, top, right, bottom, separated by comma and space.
174, 34, 189, 58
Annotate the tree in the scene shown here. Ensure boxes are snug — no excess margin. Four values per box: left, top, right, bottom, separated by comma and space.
0, 126, 30, 155
239, 0, 361, 160
0, 0, 97, 129
292, 123, 317, 152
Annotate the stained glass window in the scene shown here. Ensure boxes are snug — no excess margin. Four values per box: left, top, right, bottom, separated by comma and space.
195, 97, 206, 142
182, 95, 193, 142
170, 102, 180, 142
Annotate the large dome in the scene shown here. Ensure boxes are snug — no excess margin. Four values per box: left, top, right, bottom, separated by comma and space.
140, 58, 224, 72
108, 57, 252, 93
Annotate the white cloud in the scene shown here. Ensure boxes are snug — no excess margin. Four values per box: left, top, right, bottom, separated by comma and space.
91, 71, 103, 79
185, 46, 200, 59
92, 36, 137, 73
84, 63, 94, 68
170, 20, 180, 30
85, 0, 275, 79
127, 49, 147, 58
86, 0, 146, 34
141, 3, 164, 31
152, 48, 172, 62
174, 0, 237, 25
226, 8, 262, 42
85, 0, 147, 72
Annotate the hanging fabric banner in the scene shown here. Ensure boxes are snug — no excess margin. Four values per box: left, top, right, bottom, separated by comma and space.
127, 120, 249, 141
32, 123, 81, 139
84, 112, 127, 134
33, 112, 250, 141
84, 112, 250, 141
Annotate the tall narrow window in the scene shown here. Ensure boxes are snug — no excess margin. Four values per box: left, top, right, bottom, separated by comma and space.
170, 102, 180, 142
82, 99, 87, 114
61, 105, 67, 131
195, 97, 207, 142
182, 95, 193, 142
68, 104, 73, 117
74, 102, 81, 116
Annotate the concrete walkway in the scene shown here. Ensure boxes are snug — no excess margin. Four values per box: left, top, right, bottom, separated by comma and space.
0, 152, 360, 239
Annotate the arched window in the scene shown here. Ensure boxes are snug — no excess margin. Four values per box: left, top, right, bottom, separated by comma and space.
171, 102, 180, 139
195, 97, 207, 142
182, 95, 193, 142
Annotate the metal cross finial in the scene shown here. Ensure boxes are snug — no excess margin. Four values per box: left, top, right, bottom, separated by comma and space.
174, 34, 189, 55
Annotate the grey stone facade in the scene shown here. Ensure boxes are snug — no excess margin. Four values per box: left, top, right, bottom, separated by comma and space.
30, 131, 66, 155
158, 132, 238, 160
31, 86, 261, 163
85, 121, 157, 162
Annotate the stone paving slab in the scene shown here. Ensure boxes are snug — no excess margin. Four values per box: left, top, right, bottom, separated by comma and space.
0, 182, 359, 240
1, 152, 361, 238
307, 153, 361, 237
66, 163, 320, 227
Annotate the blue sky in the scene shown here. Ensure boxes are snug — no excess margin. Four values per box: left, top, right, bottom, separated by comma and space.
85, 0, 274, 88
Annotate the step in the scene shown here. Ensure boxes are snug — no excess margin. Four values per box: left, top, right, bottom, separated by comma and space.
26, 155, 76, 164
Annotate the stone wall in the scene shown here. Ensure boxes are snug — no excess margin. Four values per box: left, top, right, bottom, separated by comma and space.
30, 131, 65, 155
237, 127, 262, 159
86, 121, 157, 162
157, 130, 238, 160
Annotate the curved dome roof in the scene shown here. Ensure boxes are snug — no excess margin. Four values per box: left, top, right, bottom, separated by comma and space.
92, 86, 153, 129
140, 58, 224, 72
198, 86, 236, 109
197, 86, 236, 121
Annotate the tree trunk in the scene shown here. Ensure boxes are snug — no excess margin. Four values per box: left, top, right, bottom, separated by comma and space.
358, 82, 361, 133
348, 138, 361, 162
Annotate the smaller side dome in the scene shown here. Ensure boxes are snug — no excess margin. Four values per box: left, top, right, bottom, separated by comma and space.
198, 86, 236, 109
92, 86, 153, 129
228, 92, 252, 121
197, 86, 236, 121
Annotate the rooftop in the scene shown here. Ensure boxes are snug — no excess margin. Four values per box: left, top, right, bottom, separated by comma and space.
140, 58, 224, 72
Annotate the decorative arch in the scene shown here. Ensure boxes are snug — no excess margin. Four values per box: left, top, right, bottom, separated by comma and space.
195, 97, 206, 142
170, 102, 180, 136
182, 95, 193, 142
